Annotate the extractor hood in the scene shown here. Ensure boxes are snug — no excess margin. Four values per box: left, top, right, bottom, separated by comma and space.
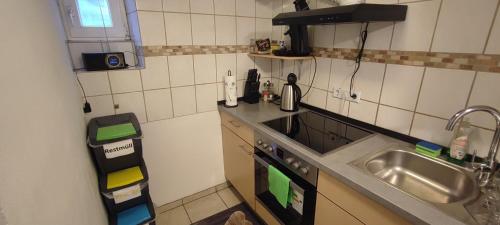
272, 4, 407, 26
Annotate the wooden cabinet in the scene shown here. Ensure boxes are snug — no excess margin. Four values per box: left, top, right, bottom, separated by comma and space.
220, 111, 408, 225
315, 193, 363, 225
221, 125, 255, 209
220, 111, 254, 145
316, 171, 411, 225
255, 200, 281, 225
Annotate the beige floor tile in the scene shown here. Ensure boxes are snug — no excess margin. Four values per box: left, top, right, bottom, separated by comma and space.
156, 206, 191, 225
184, 193, 228, 222
215, 181, 230, 191
156, 199, 183, 214
182, 187, 216, 204
218, 187, 243, 208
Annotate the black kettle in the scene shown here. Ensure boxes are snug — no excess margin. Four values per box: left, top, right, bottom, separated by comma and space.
280, 73, 302, 112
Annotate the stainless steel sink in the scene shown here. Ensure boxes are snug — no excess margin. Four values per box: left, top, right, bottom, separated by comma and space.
351, 147, 480, 205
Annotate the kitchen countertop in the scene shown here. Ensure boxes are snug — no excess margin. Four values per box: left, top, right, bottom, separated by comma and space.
218, 101, 473, 225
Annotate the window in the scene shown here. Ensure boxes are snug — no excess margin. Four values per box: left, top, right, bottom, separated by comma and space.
77, 0, 113, 27
58, 0, 142, 70
59, 0, 129, 40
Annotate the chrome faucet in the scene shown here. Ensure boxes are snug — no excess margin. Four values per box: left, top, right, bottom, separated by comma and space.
446, 105, 500, 186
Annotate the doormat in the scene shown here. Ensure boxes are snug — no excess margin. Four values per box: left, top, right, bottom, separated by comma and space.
191, 203, 263, 225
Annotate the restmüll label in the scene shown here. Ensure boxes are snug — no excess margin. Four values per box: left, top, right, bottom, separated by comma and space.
103, 139, 134, 159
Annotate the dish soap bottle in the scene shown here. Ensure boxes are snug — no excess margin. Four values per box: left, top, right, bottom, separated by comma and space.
449, 118, 472, 160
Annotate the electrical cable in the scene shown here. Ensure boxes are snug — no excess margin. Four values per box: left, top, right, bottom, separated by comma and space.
77, 0, 111, 113
123, 51, 143, 68
76, 75, 92, 113
301, 55, 318, 98
76, 76, 87, 102
97, 0, 111, 52
349, 22, 369, 98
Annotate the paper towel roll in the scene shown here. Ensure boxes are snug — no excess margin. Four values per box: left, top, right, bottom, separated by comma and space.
224, 72, 238, 107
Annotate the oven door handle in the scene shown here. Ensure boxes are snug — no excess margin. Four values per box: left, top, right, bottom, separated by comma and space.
254, 154, 305, 195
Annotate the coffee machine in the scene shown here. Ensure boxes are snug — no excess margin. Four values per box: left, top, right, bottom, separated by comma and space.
273, 0, 311, 56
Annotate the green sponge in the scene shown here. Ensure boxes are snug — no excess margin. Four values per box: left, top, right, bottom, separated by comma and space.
415, 141, 442, 158
96, 123, 136, 141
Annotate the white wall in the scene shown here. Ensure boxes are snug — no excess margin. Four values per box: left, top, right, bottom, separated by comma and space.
142, 111, 225, 205
0, 1, 107, 225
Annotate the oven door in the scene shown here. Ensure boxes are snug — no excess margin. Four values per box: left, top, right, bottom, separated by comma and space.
254, 149, 316, 225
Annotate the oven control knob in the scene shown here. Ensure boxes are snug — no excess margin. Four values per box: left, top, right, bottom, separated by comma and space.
257, 140, 263, 145
285, 157, 295, 164
262, 143, 269, 148
267, 146, 274, 152
292, 161, 301, 169
300, 167, 309, 175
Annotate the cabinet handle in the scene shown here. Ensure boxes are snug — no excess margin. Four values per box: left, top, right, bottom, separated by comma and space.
229, 120, 241, 128
238, 145, 252, 155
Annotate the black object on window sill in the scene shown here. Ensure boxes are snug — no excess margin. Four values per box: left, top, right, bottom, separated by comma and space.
82, 52, 128, 71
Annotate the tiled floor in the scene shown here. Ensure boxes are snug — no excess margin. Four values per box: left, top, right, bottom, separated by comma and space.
155, 187, 243, 225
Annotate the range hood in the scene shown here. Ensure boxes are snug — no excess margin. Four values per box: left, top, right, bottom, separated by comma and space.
272, 4, 407, 26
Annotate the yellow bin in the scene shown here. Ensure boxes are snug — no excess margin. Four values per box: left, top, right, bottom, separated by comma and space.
107, 166, 144, 189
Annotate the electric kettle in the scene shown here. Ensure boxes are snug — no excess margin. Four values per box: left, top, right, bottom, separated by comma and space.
280, 73, 302, 112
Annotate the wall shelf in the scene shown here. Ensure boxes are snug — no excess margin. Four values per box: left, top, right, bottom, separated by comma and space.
74, 67, 145, 73
248, 53, 313, 60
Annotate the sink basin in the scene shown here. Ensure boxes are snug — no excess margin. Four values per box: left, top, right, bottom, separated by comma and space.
351, 148, 479, 204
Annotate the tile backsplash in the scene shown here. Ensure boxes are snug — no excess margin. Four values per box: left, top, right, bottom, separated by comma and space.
80, 0, 271, 124
270, 0, 500, 159
80, 0, 500, 160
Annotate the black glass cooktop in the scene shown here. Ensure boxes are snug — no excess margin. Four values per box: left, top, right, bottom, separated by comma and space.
262, 111, 373, 155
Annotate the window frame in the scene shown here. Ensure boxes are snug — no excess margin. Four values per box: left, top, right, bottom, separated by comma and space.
59, 0, 130, 41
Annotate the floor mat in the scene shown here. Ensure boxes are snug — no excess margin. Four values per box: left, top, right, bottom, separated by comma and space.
191, 203, 263, 225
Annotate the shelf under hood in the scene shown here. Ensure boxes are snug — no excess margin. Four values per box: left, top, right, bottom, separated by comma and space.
272, 4, 407, 26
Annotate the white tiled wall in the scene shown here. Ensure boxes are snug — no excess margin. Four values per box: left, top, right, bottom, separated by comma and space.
269, 0, 500, 159
81, 0, 500, 161
100, 0, 266, 207
144, 89, 173, 121
168, 55, 195, 87
430, 0, 498, 53
80, 0, 270, 125
390, 0, 440, 51
113, 91, 148, 123
78, 55, 221, 124
141, 56, 170, 90
194, 55, 217, 84
137, 11, 166, 46
77, 72, 111, 96
171, 86, 197, 117
109, 70, 143, 93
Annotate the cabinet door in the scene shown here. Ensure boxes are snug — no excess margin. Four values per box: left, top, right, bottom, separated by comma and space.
315, 193, 363, 225
222, 126, 255, 209
317, 171, 410, 225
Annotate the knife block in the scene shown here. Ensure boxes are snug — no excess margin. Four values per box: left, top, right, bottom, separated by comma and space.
243, 80, 260, 104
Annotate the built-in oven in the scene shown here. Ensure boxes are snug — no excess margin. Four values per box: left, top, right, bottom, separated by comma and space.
254, 132, 319, 225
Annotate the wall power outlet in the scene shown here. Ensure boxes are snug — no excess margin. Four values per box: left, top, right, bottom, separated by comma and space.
332, 88, 361, 103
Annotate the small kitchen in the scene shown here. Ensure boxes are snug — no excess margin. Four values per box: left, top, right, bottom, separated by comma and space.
1, 0, 500, 225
